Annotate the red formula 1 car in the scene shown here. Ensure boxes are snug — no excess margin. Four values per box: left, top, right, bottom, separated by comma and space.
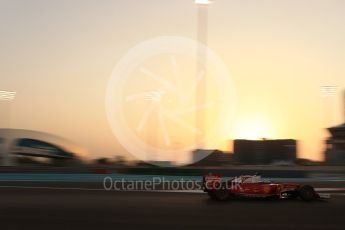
203, 173, 325, 202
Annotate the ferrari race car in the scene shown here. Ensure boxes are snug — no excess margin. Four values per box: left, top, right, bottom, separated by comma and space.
203, 173, 327, 202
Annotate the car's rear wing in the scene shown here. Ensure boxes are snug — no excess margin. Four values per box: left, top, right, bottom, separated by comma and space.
202, 173, 223, 191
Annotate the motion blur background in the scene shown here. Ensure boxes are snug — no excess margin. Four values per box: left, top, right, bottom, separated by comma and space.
1, 0, 345, 164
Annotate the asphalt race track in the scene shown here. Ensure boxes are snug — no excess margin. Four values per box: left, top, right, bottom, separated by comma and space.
0, 182, 344, 230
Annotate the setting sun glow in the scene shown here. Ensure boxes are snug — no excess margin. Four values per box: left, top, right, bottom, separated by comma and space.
233, 117, 273, 140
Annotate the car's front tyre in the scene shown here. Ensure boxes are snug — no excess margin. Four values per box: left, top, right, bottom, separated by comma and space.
299, 185, 317, 202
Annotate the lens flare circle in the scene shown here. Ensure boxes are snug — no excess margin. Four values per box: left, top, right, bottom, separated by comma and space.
106, 36, 236, 166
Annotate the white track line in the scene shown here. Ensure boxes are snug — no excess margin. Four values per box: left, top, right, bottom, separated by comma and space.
315, 188, 345, 192
0, 185, 103, 191
0, 185, 204, 193
1, 186, 345, 194
333, 193, 345, 196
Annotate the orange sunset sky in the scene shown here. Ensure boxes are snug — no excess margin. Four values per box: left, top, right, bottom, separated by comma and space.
1, 0, 345, 162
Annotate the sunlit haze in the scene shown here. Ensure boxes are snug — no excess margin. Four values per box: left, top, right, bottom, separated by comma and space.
1, 0, 345, 162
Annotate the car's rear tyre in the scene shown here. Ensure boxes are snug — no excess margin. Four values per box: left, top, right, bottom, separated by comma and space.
299, 185, 316, 202
208, 188, 230, 201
